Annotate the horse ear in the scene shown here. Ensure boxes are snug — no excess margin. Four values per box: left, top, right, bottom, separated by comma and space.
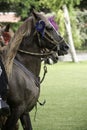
4, 24, 10, 32
32, 9, 39, 19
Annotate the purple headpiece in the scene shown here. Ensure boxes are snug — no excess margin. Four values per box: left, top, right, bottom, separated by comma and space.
35, 20, 45, 37
48, 16, 58, 31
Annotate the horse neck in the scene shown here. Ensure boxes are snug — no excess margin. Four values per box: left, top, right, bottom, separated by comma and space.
16, 54, 41, 77
16, 41, 41, 77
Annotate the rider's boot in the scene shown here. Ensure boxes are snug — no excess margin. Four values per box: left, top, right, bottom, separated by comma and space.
0, 98, 10, 116
0, 91, 10, 116
0, 57, 10, 116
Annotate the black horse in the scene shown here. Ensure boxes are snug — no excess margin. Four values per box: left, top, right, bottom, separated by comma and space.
0, 10, 69, 130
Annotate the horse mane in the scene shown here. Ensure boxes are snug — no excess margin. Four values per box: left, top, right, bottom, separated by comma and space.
4, 16, 33, 78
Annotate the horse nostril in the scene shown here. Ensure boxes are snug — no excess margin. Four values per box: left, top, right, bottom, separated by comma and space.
56, 56, 58, 60
65, 44, 69, 50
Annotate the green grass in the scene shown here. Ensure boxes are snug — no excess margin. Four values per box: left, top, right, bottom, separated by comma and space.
19, 61, 87, 130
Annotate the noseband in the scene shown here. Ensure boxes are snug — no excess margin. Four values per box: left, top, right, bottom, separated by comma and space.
45, 30, 64, 45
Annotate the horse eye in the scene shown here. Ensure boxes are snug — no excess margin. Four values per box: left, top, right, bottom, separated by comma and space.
46, 26, 53, 31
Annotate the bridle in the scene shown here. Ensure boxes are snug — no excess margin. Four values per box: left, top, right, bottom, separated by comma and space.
18, 28, 63, 57
44, 30, 64, 45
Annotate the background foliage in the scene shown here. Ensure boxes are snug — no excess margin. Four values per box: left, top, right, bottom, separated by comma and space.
0, 0, 87, 49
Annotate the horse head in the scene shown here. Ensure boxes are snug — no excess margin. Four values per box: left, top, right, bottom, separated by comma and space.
32, 10, 69, 56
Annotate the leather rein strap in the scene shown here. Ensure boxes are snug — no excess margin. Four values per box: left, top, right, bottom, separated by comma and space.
18, 49, 54, 57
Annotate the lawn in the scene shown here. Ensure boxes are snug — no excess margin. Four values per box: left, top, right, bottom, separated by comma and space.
19, 61, 87, 130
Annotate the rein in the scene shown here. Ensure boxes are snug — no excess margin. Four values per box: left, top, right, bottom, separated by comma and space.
18, 49, 54, 57
40, 63, 47, 84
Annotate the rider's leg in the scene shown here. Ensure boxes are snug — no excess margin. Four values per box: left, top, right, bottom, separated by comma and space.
0, 58, 10, 116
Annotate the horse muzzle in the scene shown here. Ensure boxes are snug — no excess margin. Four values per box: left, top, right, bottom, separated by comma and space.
58, 43, 69, 56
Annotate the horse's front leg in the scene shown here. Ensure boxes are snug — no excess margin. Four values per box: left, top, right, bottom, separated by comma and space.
20, 112, 32, 130
2, 107, 22, 130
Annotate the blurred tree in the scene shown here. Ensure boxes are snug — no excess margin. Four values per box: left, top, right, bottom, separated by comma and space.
0, 0, 86, 50
0, 0, 82, 19
76, 0, 87, 10
0, 0, 40, 20
76, 9, 87, 49
39, 0, 81, 11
